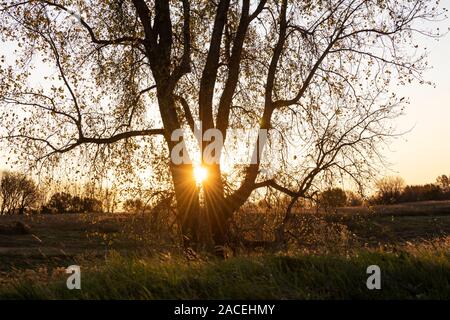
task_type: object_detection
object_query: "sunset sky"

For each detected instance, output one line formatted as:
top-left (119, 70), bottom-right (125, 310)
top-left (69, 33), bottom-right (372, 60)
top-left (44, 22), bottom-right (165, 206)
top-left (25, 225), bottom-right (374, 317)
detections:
top-left (386, 16), bottom-right (450, 185)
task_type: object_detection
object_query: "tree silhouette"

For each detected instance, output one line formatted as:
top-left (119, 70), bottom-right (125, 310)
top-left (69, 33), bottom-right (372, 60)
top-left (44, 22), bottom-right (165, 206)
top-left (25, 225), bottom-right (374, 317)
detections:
top-left (319, 188), bottom-right (347, 209)
top-left (375, 176), bottom-right (405, 204)
top-left (0, 0), bottom-right (442, 250)
top-left (0, 171), bottom-right (39, 215)
top-left (436, 174), bottom-right (450, 192)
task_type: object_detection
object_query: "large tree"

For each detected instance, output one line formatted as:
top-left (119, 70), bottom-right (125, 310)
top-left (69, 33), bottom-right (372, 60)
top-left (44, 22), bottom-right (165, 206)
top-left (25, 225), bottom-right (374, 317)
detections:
top-left (0, 0), bottom-right (441, 250)
top-left (0, 171), bottom-right (39, 215)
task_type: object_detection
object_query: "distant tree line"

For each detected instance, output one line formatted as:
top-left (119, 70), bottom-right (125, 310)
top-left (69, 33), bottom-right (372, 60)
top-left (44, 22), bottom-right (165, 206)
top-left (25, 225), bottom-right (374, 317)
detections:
top-left (2, 169), bottom-right (450, 215)
top-left (315, 173), bottom-right (450, 209)
top-left (41, 192), bottom-right (103, 214)
top-left (0, 171), bottom-right (104, 215)
top-left (371, 174), bottom-right (450, 205)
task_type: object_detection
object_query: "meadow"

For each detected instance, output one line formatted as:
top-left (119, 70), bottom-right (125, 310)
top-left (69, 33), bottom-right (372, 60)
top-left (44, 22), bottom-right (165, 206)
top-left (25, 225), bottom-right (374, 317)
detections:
top-left (0, 201), bottom-right (449, 299)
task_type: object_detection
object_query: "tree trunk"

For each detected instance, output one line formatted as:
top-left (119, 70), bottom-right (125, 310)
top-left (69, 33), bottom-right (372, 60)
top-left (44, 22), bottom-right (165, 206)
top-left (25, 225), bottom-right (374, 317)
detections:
top-left (155, 87), bottom-right (202, 249)
top-left (154, 83), bottom-right (233, 252)
top-left (169, 163), bottom-right (201, 248)
top-left (203, 164), bottom-right (227, 245)
top-left (201, 164), bottom-right (237, 258)
top-left (171, 162), bottom-right (234, 254)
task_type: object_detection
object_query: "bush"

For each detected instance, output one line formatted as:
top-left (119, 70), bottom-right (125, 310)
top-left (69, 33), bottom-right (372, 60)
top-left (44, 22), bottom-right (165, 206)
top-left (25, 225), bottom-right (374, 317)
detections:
top-left (47, 192), bottom-right (72, 213)
top-left (40, 205), bottom-right (58, 215)
top-left (82, 197), bottom-right (103, 213)
top-left (47, 192), bottom-right (102, 213)
top-left (319, 188), bottom-right (347, 209)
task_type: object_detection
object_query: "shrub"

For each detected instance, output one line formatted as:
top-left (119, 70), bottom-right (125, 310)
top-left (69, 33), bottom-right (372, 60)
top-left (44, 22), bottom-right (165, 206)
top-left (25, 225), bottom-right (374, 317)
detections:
top-left (319, 188), bottom-right (347, 209)
top-left (47, 192), bottom-right (102, 213)
top-left (47, 192), bottom-right (72, 213)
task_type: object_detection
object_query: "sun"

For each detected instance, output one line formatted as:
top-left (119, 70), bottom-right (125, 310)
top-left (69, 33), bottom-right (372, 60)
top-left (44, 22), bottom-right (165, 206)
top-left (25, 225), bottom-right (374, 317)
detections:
top-left (193, 165), bottom-right (208, 184)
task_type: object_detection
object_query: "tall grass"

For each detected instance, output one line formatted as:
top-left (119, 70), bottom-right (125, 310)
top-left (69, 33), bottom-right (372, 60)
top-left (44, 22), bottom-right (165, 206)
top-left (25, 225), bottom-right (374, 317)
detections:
top-left (1, 250), bottom-right (449, 299)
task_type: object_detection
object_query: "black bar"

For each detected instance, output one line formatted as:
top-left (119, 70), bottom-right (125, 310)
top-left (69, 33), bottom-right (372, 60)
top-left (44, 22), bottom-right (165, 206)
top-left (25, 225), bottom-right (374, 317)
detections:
top-left (0, 300), bottom-right (448, 319)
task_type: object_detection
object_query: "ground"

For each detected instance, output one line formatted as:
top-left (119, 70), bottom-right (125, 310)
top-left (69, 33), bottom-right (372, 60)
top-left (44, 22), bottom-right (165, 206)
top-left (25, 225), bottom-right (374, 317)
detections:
top-left (0, 201), bottom-right (449, 299)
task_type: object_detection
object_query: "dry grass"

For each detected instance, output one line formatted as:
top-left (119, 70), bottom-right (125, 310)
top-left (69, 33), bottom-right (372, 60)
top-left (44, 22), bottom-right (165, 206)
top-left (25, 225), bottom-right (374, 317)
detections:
top-left (1, 249), bottom-right (449, 299)
top-left (0, 200), bottom-right (449, 298)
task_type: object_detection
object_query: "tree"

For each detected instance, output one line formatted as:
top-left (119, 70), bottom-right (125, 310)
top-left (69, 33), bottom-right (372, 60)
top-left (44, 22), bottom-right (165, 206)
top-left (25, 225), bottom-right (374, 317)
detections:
top-left (48, 192), bottom-right (69, 213)
top-left (102, 187), bottom-right (119, 214)
top-left (319, 188), bottom-right (347, 209)
top-left (400, 183), bottom-right (445, 202)
top-left (375, 176), bottom-right (405, 204)
top-left (436, 174), bottom-right (450, 192)
top-left (0, 171), bottom-right (39, 215)
top-left (46, 191), bottom-right (102, 213)
top-left (0, 0), bottom-right (441, 250)
top-left (47, 192), bottom-right (73, 213)
top-left (71, 195), bottom-right (84, 213)
top-left (82, 197), bottom-right (103, 213)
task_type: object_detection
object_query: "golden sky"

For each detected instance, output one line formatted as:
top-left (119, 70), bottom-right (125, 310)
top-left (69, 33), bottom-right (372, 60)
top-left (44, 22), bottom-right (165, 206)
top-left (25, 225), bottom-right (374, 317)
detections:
top-left (386, 20), bottom-right (450, 185)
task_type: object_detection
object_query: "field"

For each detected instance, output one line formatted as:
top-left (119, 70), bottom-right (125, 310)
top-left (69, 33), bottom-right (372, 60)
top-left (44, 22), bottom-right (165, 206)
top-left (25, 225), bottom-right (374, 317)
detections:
top-left (0, 201), bottom-right (449, 299)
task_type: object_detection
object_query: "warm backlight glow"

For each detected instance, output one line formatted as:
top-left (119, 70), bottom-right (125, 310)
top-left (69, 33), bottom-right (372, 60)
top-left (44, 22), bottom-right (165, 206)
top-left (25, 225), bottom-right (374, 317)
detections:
top-left (193, 166), bottom-right (208, 184)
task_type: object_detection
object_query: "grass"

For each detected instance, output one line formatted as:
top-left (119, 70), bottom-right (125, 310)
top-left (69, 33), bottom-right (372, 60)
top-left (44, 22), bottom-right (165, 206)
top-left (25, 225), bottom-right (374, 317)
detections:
top-left (1, 201), bottom-right (450, 299)
top-left (1, 250), bottom-right (449, 300)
